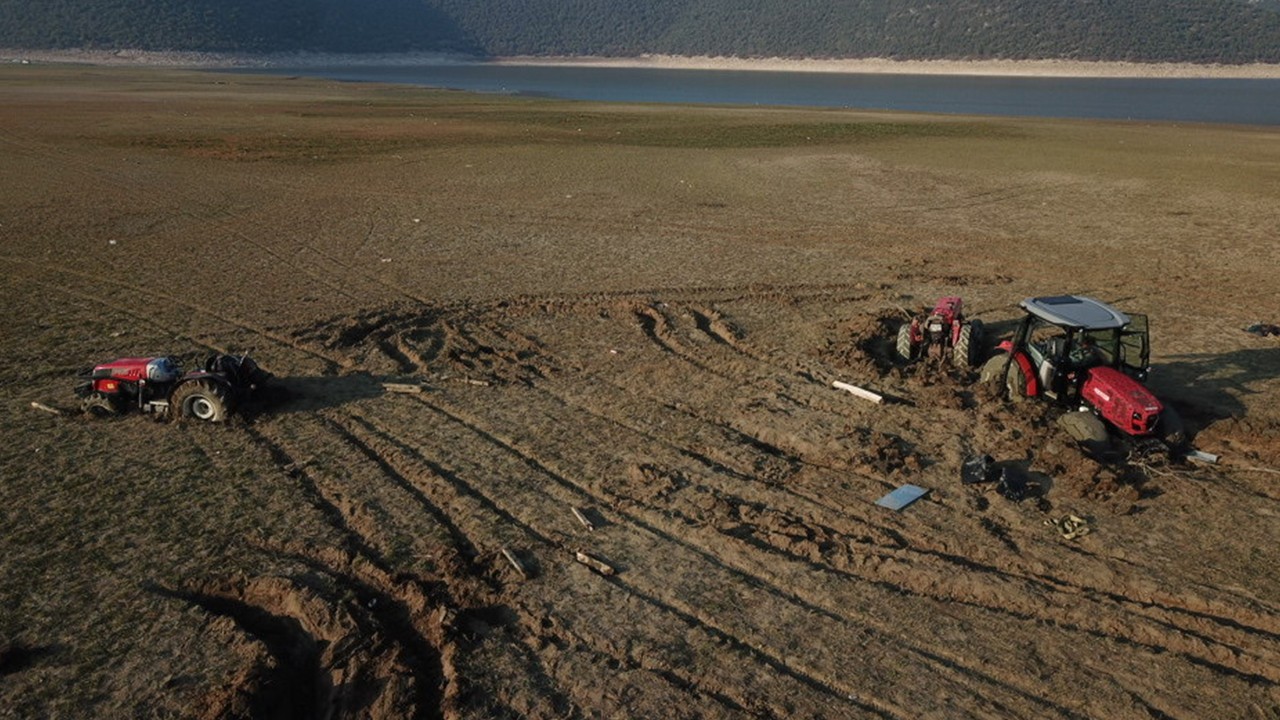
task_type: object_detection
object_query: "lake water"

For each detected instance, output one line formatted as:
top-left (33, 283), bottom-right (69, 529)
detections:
top-left (236, 63), bottom-right (1280, 126)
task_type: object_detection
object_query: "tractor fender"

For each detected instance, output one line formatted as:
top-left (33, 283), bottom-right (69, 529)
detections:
top-left (980, 349), bottom-right (1038, 398)
top-left (177, 371), bottom-right (234, 390)
top-left (1007, 351), bottom-right (1039, 397)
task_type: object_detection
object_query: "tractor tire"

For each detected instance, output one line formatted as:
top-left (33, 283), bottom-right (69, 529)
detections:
top-left (952, 320), bottom-right (984, 367)
top-left (1058, 410), bottom-right (1110, 446)
top-left (979, 354), bottom-right (1008, 384)
top-left (896, 324), bottom-right (916, 363)
top-left (171, 379), bottom-right (231, 423)
top-left (81, 392), bottom-right (120, 418)
top-left (1158, 404), bottom-right (1187, 448)
top-left (979, 354), bottom-right (1028, 401)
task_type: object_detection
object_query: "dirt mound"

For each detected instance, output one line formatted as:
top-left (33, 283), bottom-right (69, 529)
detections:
top-left (171, 548), bottom-right (461, 720)
top-left (1195, 417), bottom-right (1280, 467)
top-left (817, 310), bottom-right (904, 377)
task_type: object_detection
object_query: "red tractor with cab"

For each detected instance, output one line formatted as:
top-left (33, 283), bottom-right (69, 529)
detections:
top-left (75, 353), bottom-right (270, 422)
top-left (980, 295), bottom-right (1184, 450)
top-left (897, 296), bottom-right (985, 368)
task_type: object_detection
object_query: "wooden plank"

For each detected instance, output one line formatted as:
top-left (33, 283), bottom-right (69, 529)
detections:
top-left (30, 402), bottom-right (62, 416)
top-left (574, 551), bottom-right (615, 576)
top-left (501, 547), bottom-right (528, 579)
top-left (571, 506), bottom-right (595, 532)
top-left (381, 382), bottom-right (424, 394)
top-left (831, 380), bottom-right (884, 404)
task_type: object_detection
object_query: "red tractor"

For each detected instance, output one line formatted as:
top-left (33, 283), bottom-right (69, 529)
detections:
top-left (980, 295), bottom-right (1184, 450)
top-left (74, 353), bottom-right (270, 422)
top-left (896, 296), bottom-right (985, 368)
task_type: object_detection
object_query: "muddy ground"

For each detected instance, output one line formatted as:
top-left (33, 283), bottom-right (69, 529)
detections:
top-left (1, 66), bottom-right (1279, 719)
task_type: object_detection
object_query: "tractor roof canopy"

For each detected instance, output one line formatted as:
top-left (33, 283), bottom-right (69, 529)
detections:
top-left (1019, 295), bottom-right (1130, 330)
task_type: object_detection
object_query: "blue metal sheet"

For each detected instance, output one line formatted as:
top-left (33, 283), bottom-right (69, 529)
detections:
top-left (875, 484), bottom-right (930, 511)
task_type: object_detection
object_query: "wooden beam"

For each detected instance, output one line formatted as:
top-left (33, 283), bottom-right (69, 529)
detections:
top-left (831, 380), bottom-right (884, 404)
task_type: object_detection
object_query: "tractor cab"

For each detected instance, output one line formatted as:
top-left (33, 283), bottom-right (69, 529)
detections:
top-left (1010, 295), bottom-right (1149, 400)
top-left (981, 295), bottom-right (1181, 447)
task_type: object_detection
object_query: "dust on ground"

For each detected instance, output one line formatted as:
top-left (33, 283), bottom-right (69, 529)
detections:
top-left (1, 66), bottom-right (1279, 719)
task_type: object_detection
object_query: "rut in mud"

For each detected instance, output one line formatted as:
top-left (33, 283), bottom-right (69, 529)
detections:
top-left (58, 290), bottom-right (1270, 719)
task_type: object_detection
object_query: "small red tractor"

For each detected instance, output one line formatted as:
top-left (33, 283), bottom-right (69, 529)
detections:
top-left (896, 296), bottom-right (985, 368)
top-left (980, 295), bottom-right (1184, 451)
top-left (74, 353), bottom-right (270, 422)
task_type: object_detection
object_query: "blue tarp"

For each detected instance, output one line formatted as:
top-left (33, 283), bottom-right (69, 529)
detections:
top-left (874, 484), bottom-right (930, 511)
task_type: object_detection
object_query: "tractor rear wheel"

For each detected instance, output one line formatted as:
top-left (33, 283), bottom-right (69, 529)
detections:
top-left (1159, 404), bottom-right (1186, 447)
top-left (81, 392), bottom-right (120, 418)
top-left (1004, 362), bottom-right (1030, 402)
top-left (952, 320), bottom-right (984, 367)
top-left (979, 354), bottom-right (1028, 400)
top-left (979, 354), bottom-right (1008, 384)
top-left (896, 324), bottom-right (915, 362)
top-left (171, 379), bottom-right (230, 423)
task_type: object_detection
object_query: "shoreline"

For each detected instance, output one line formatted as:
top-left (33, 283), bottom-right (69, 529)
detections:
top-left (4, 48), bottom-right (1280, 79)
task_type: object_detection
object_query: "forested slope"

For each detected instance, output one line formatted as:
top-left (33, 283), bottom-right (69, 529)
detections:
top-left (4, 0), bottom-right (1279, 63)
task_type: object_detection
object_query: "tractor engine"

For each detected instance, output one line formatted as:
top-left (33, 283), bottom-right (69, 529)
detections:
top-left (1080, 366), bottom-right (1163, 436)
top-left (923, 296), bottom-right (964, 347)
top-left (84, 357), bottom-right (178, 395)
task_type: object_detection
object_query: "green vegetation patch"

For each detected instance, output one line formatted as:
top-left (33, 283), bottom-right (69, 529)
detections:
top-left (100, 131), bottom-right (459, 162)
top-left (427, 106), bottom-right (1011, 148)
top-left (600, 119), bottom-right (1004, 148)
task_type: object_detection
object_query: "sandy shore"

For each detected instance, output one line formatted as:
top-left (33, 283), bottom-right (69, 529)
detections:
top-left (4, 48), bottom-right (1280, 79)
top-left (499, 54), bottom-right (1280, 79)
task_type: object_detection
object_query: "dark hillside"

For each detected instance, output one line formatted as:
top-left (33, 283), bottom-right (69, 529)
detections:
top-left (3, 0), bottom-right (1279, 63)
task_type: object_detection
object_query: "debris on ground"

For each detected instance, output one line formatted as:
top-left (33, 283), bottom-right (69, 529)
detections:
top-left (832, 380), bottom-right (884, 404)
top-left (29, 401), bottom-right (63, 416)
top-left (501, 547), bottom-right (528, 579)
top-left (960, 454), bottom-right (1037, 501)
top-left (381, 382), bottom-right (426, 394)
top-left (961, 454), bottom-right (1000, 484)
top-left (1185, 449), bottom-right (1219, 464)
top-left (875, 483), bottom-right (930, 511)
top-left (1244, 323), bottom-right (1280, 337)
top-left (571, 506), bottom-right (595, 532)
top-left (573, 551), bottom-right (615, 576)
top-left (1045, 514), bottom-right (1091, 540)
top-left (996, 466), bottom-right (1032, 501)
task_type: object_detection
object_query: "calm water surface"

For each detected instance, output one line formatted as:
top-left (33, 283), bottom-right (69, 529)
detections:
top-left (236, 63), bottom-right (1280, 125)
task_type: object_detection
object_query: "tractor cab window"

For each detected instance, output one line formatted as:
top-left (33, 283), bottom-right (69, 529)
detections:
top-left (1118, 314), bottom-right (1151, 378)
top-left (145, 357), bottom-right (180, 383)
top-left (1027, 320), bottom-right (1071, 366)
top-left (1072, 329), bottom-right (1118, 369)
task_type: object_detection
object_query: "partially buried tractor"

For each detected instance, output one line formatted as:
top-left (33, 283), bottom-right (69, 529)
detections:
top-left (896, 296), bottom-right (985, 368)
top-left (75, 353), bottom-right (270, 422)
top-left (980, 295), bottom-right (1184, 452)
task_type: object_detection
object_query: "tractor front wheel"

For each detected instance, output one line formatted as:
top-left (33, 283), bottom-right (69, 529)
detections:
top-left (171, 380), bottom-right (230, 423)
top-left (81, 392), bottom-right (120, 418)
top-left (1058, 410), bottom-right (1110, 453)
top-left (896, 324), bottom-right (916, 363)
top-left (953, 320), bottom-right (984, 367)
